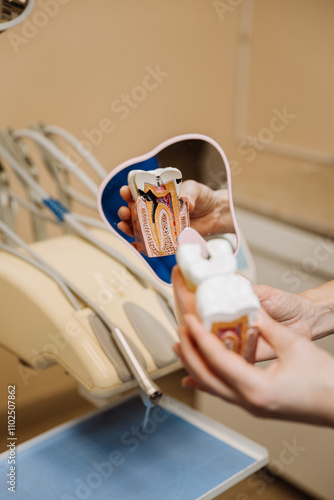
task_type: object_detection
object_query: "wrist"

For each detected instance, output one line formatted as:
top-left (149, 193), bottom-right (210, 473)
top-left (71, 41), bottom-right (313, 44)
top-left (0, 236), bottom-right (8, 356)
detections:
top-left (312, 301), bottom-right (334, 340)
top-left (302, 287), bottom-right (334, 340)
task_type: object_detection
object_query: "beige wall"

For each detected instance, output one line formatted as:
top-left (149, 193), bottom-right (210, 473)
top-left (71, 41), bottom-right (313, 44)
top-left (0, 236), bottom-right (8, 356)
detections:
top-left (1, 0), bottom-right (241, 245)
top-left (0, 0), bottom-right (333, 436)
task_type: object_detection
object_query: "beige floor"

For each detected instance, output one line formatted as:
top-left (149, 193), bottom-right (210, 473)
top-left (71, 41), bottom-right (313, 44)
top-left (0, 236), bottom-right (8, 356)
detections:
top-left (2, 371), bottom-right (315, 500)
top-left (216, 474), bottom-right (316, 500)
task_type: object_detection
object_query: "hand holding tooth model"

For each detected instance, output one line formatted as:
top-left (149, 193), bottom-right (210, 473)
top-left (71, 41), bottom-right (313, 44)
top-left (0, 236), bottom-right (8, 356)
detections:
top-left (117, 177), bottom-right (235, 250)
top-left (172, 267), bottom-right (334, 427)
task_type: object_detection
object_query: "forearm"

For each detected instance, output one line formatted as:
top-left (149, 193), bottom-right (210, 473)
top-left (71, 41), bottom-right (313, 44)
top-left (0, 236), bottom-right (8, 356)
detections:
top-left (302, 281), bottom-right (334, 340)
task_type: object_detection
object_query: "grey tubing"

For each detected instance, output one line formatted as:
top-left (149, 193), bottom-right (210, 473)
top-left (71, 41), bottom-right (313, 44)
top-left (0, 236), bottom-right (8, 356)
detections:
top-left (3, 187), bottom-right (108, 230)
top-left (0, 221), bottom-right (134, 382)
top-left (3, 187), bottom-right (57, 224)
top-left (13, 129), bottom-right (99, 197)
top-left (0, 145), bottom-right (48, 200)
top-left (2, 146), bottom-right (175, 312)
top-left (44, 125), bottom-right (108, 180)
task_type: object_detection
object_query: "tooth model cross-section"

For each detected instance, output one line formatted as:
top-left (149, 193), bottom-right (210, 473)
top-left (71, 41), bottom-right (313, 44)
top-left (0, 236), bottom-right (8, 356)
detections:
top-left (128, 167), bottom-right (189, 257)
top-left (176, 229), bottom-right (260, 363)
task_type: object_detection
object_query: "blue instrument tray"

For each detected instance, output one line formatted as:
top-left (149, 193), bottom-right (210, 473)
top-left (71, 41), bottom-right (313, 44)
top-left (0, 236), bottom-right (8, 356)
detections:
top-left (0, 395), bottom-right (268, 500)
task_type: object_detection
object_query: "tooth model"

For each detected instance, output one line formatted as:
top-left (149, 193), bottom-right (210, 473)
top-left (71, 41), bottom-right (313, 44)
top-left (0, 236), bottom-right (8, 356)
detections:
top-left (176, 229), bottom-right (260, 362)
top-left (128, 167), bottom-right (189, 257)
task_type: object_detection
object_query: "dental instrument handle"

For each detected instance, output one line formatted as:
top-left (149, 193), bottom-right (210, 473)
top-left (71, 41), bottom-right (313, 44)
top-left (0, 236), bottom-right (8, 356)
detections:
top-left (111, 326), bottom-right (163, 405)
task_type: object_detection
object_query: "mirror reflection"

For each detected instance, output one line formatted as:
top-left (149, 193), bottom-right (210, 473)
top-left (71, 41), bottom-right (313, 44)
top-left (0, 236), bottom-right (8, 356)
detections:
top-left (99, 137), bottom-right (238, 284)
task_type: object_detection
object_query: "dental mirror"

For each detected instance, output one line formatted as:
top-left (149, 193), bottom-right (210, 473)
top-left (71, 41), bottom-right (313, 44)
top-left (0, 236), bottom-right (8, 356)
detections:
top-left (98, 134), bottom-right (239, 285)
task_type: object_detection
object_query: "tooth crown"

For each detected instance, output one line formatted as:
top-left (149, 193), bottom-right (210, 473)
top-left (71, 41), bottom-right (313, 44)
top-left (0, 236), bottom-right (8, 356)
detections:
top-left (176, 239), bottom-right (237, 288)
top-left (196, 274), bottom-right (260, 325)
top-left (128, 167), bottom-right (189, 257)
top-left (128, 167), bottom-right (182, 201)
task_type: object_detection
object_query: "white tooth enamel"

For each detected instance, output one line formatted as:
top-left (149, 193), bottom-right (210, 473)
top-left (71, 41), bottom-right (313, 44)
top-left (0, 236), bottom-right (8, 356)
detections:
top-left (155, 167), bottom-right (182, 196)
top-left (196, 274), bottom-right (260, 330)
top-left (128, 167), bottom-right (182, 200)
top-left (176, 243), bottom-right (209, 287)
top-left (127, 170), bottom-right (139, 201)
top-left (176, 238), bottom-right (236, 288)
top-left (127, 170), bottom-right (156, 201)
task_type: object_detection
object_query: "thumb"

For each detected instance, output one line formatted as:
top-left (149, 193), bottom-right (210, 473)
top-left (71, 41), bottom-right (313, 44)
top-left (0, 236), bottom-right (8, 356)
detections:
top-left (254, 310), bottom-right (297, 356)
top-left (180, 180), bottom-right (200, 213)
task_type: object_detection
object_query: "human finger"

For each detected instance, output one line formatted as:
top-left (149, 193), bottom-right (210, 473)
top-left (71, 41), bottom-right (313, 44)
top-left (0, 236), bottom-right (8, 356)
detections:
top-left (118, 206), bottom-right (131, 221)
top-left (181, 375), bottom-right (220, 395)
top-left (180, 180), bottom-right (201, 212)
top-left (117, 221), bottom-right (134, 237)
top-left (177, 326), bottom-right (239, 402)
top-left (253, 285), bottom-right (294, 320)
top-left (254, 335), bottom-right (277, 362)
top-left (254, 310), bottom-right (298, 356)
top-left (183, 314), bottom-right (262, 393)
top-left (172, 341), bottom-right (182, 357)
top-left (119, 185), bottom-right (133, 203)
